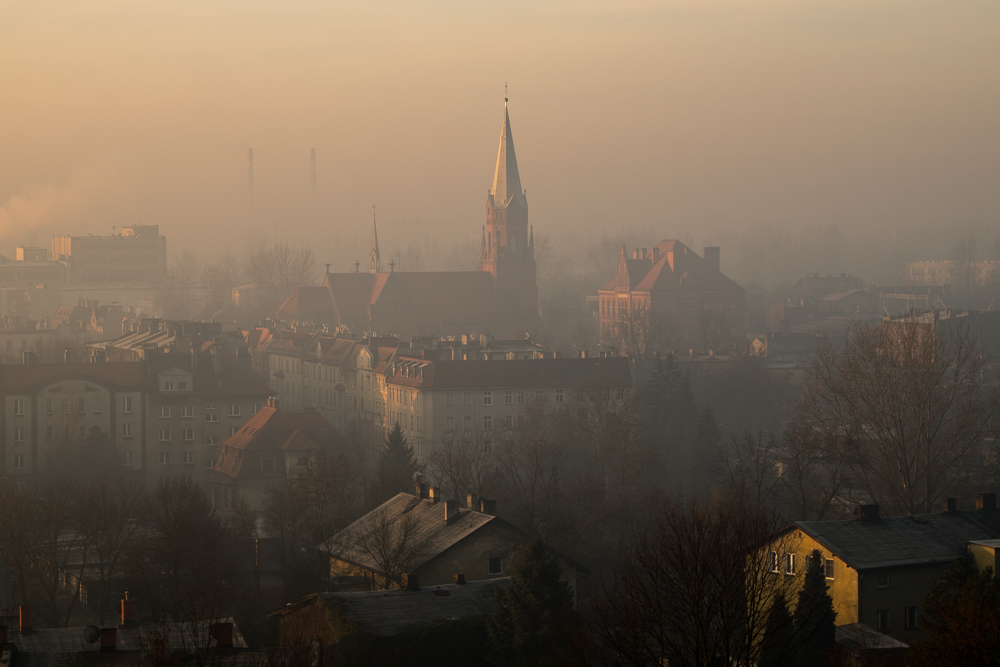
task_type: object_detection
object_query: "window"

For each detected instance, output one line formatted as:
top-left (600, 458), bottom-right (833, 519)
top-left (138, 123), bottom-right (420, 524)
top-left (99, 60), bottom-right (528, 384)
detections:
top-left (505, 415), bottom-right (513, 428)
top-left (488, 557), bottom-right (503, 575)
top-left (205, 457), bottom-right (215, 469)
top-left (505, 390), bottom-right (513, 405)
top-left (79, 398), bottom-right (86, 413)
top-left (229, 427), bottom-right (238, 436)
top-left (182, 429), bottom-right (194, 441)
top-left (182, 406), bottom-right (194, 418)
top-left (535, 389), bottom-right (544, 402)
top-left (13, 453), bottom-right (25, 470)
top-left (229, 405), bottom-right (241, 417)
top-left (182, 452), bottom-right (195, 464)
top-left (251, 403), bottom-right (262, 415)
top-left (122, 397), bottom-right (133, 414)
top-left (446, 391), bottom-right (454, 407)
top-left (876, 609), bottom-right (889, 633)
top-left (770, 551), bottom-right (780, 573)
top-left (45, 398), bottom-right (53, 415)
top-left (12, 399), bottom-right (24, 416)
top-left (94, 398), bottom-right (101, 414)
top-left (13, 427), bottom-right (24, 443)
top-left (46, 425), bottom-right (53, 441)
top-left (464, 415), bottom-right (472, 431)
top-left (164, 381), bottom-right (175, 392)
top-left (159, 406), bottom-right (171, 419)
top-left (876, 570), bottom-right (890, 588)
top-left (517, 389), bottom-right (524, 404)
top-left (206, 435), bottom-right (219, 445)
top-left (260, 458), bottom-right (275, 472)
top-left (730, 302), bottom-right (737, 316)
top-left (904, 606), bottom-right (917, 630)
top-left (446, 416), bottom-right (455, 431)
top-left (122, 451), bottom-right (133, 466)
top-left (159, 429), bottom-right (170, 442)
top-left (159, 452), bottom-right (171, 464)
top-left (483, 391), bottom-right (492, 406)
top-left (825, 558), bottom-right (835, 580)
top-left (206, 412), bottom-right (219, 423)
top-left (784, 553), bottom-right (796, 575)
top-left (122, 423), bottom-right (132, 438)
top-left (555, 389), bottom-right (564, 403)
top-left (177, 382), bottom-right (187, 391)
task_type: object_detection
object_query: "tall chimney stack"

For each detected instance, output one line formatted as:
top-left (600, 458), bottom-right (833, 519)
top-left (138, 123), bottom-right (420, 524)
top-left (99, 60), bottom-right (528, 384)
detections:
top-left (310, 148), bottom-right (317, 197)
top-left (247, 148), bottom-right (255, 205)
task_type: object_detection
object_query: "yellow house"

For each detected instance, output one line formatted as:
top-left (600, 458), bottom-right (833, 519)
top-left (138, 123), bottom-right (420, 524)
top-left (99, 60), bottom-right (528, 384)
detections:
top-left (767, 495), bottom-right (1000, 641)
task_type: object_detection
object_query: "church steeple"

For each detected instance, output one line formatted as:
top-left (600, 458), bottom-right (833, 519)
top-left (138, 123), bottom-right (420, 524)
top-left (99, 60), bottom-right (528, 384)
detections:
top-left (369, 206), bottom-right (381, 274)
top-left (491, 97), bottom-right (526, 209)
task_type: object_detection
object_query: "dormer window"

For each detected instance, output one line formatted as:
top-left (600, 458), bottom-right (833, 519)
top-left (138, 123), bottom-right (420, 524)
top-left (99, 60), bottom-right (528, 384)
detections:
top-left (164, 382), bottom-right (175, 392)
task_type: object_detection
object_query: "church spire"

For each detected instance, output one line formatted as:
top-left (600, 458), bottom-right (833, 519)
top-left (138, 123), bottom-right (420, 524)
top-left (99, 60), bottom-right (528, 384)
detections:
top-left (491, 95), bottom-right (525, 208)
top-left (369, 205), bottom-right (381, 273)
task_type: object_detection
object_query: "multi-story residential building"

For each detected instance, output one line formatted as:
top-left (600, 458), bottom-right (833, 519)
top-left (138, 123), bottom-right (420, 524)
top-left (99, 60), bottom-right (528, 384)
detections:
top-left (597, 242), bottom-right (746, 356)
top-left (0, 247), bottom-right (68, 288)
top-left (206, 398), bottom-right (351, 510)
top-left (52, 225), bottom-right (167, 285)
top-left (384, 355), bottom-right (634, 461)
top-left (0, 362), bottom-right (145, 482)
top-left (906, 259), bottom-right (1000, 288)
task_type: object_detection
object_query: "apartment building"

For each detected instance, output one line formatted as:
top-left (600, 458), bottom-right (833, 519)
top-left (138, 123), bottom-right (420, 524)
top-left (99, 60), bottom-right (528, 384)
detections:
top-left (52, 225), bottom-right (167, 285)
top-left (384, 356), bottom-right (634, 461)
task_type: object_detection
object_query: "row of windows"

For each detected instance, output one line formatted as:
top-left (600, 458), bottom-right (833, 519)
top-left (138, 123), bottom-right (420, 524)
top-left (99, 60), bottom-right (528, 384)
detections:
top-left (769, 552), bottom-right (836, 579)
top-left (877, 607), bottom-right (918, 633)
top-left (444, 414), bottom-right (524, 431)
top-left (444, 389), bottom-right (562, 407)
top-left (12, 397), bottom-right (105, 416)
top-left (159, 428), bottom-right (237, 442)
top-left (157, 404), bottom-right (254, 419)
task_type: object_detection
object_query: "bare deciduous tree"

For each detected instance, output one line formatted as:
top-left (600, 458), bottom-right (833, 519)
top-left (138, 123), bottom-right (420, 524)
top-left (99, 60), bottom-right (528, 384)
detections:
top-left (351, 508), bottom-right (434, 589)
top-left (244, 242), bottom-right (318, 312)
top-left (424, 430), bottom-right (502, 503)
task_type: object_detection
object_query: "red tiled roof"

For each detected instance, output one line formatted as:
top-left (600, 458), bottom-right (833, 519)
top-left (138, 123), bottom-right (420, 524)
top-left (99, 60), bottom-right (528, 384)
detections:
top-left (600, 240), bottom-right (743, 295)
top-left (276, 286), bottom-right (336, 322)
top-left (0, 362), bottom-right (144, 392)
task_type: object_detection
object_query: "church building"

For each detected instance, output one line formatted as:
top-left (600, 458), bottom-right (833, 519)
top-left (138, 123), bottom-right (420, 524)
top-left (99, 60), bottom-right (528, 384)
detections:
top-left (277, 99), bottom-right (538, 339)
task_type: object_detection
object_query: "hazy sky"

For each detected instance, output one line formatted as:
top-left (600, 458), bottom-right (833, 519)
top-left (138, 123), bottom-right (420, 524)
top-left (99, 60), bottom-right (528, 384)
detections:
top-left (2, 1), bottom-right (999, 284)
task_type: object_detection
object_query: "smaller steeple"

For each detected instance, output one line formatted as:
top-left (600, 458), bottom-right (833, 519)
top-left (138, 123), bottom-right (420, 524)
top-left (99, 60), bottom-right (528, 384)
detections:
top-left (369, 205), bottom-right (381, 274)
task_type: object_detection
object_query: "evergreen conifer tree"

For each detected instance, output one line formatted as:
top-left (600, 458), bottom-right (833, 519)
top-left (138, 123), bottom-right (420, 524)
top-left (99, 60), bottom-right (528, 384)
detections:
top-left (372, 423), bottom-right (418, 504)
top-left (759, 595), bottom-right (795, 667)
top-left (487, 535), bottom-right (575, 666)
top-left (793, 549), bottom-right (837, 667)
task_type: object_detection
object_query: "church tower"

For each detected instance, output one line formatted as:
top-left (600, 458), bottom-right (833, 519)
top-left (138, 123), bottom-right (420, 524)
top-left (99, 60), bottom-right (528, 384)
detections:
top-left (481, 96), bottom-right (538, 332)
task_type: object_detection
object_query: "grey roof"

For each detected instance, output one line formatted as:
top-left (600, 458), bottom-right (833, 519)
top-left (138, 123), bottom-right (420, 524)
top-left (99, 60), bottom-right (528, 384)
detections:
top-left (835, 623), bottom-right (909, 651)
top-left (969, 539), bottom-right (1000, 549)
top-left (303, 578), bottom-right (505, 637)
top-left (795, 509), bottom-right (1000, 571)
top-left (320, 493), bottom-right (496, 574)
top-left (5, 619), bottom-right (247, 653)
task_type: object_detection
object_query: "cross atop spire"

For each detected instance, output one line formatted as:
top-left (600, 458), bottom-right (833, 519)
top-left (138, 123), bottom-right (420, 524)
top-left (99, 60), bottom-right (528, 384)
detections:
top-left (491, 95), bottom-right (525, 209)
top-left (369, 205), bottom-right (381, 273)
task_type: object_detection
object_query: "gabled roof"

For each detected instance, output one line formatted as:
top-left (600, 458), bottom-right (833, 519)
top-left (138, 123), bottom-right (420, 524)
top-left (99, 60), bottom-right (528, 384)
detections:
top-left (600, 240), bottom-right (742, 295)
top-left (275, 286), bottom-right (335, 323)
top-left (793, 509), bottom-right (1000, 571)
top-left (321, 492), bottom-right (496, 573)
top-left (270, 578), bottom-right (507, 637)
top-left (490, 102), bottom-right (526, 209)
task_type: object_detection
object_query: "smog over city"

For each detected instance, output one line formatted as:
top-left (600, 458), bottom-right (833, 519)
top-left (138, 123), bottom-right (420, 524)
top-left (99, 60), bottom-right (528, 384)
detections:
top-left (1, 2), bottom-right (1000, 666)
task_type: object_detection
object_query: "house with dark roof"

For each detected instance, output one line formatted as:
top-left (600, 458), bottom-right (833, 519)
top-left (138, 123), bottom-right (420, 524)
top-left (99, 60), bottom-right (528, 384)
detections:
top-left (765, 495), bottom-right (1000, 640)
top-left (205, 399), bottom-right (351, 510)
top-left (597, 242), bottom-right (745, 356)
top-left (276, 99), bottom-right (538, 339)
top-left (320, 485), bottom-right (588, 603)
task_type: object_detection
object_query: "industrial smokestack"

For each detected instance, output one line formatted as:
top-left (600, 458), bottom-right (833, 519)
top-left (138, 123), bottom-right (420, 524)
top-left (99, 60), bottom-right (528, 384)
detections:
top-left (310, 148), bottom-right (317, 197)
top-left (248, 148), bottom-right (255, 204)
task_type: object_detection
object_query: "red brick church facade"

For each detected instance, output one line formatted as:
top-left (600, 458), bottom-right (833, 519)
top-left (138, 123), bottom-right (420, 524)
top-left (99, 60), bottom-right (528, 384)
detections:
top-left (277, 100), bottom-right (538, 339)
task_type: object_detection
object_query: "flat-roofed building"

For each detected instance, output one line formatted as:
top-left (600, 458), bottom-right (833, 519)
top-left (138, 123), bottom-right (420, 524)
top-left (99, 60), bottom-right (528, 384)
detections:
top-left (52, 224), bottom-right (167, 285)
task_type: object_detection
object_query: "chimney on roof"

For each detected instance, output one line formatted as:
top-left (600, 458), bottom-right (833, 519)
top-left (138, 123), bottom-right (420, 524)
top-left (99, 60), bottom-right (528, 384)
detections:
top-left (855, 504), bottom-right (880, 521)
top-left (99, 627), bottom-right (117, 652)
top-left (704, 247), bottom-right (720, 273)
top-left (402, 573), bottom-right (419, 591)
top-left (120, 593), bottom-right (137, 626)
top-left (19, 606), bottom-right (31, 632)
top-left (478, 498), bottom-right (497, 515)
top-left (445, 499), bottom-right (460, 523)
top-left (429, 486), bottom-right (441, 503)
top-left (466, 493), bottom-right (477, 509)
top-left (415, 481), bottom-right (427, 499)
top-left (977, 493), bottom-right (997, 511)
top-left (641, 248), bottom-right (647, 260)
top-left (454, 574), bottom-right (466, 585)
top-left (651, 247), bottom-right (660, 262)
top-left (267, 396), bottom-right (278, 409)
top-left (212, 622), bottom-right (234, 648)
top-left (944, 497), bottom-right (959, 513)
